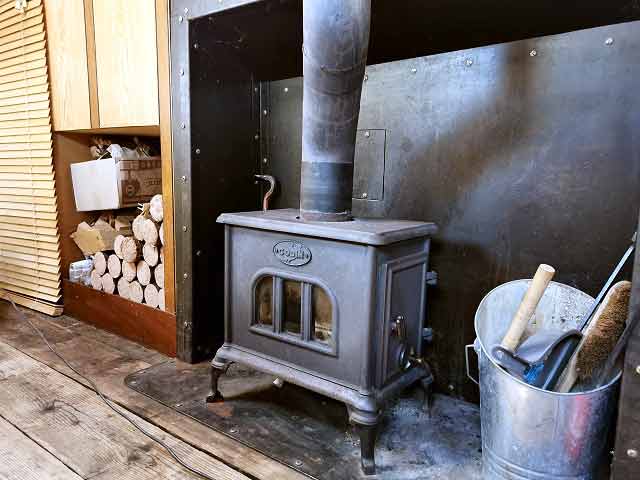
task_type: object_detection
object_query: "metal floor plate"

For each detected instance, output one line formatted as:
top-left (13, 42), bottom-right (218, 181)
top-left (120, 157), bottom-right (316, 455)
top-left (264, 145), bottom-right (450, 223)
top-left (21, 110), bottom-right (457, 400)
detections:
top-left (125, 361), bottom-right (482, 479)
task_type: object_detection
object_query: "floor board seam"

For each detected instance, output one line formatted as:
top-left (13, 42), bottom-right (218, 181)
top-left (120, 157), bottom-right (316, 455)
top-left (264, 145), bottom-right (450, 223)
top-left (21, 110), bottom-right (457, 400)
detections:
top-left (0, 410), bottom-right (88, 479)
top-left (0, 339), bottom-right (270, 480)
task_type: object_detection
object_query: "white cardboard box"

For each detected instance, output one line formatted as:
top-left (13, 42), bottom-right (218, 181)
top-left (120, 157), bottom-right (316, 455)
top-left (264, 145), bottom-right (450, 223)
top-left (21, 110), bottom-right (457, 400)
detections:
top-left (70, 156), bottom-right (161, 211)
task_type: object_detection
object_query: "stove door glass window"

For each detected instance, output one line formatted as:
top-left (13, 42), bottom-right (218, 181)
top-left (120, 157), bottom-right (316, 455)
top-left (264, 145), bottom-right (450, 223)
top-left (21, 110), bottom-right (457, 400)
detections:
top-left (251, 273), bottom-right (337, 355)
top-left (312, 286), bottom-right (332, 343)
top-left (283, 280), bottom-right (302, 335)
top-left (255, 276), bottom-right (273, 326)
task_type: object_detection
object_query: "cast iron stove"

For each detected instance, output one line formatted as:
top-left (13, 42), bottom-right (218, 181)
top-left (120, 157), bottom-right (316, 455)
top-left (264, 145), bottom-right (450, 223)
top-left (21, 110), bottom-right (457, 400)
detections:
top-left (208, 208), bottom-right (437, 474)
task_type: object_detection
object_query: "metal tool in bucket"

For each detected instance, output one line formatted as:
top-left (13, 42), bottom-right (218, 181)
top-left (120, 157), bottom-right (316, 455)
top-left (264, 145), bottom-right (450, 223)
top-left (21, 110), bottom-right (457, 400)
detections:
top-left (467, 281), bottom-right (620, 479)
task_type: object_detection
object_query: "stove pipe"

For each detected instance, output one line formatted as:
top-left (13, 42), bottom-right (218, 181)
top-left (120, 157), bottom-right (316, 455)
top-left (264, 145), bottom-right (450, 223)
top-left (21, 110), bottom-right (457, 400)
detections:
top-left (299, 0), bottom-right (371, 222)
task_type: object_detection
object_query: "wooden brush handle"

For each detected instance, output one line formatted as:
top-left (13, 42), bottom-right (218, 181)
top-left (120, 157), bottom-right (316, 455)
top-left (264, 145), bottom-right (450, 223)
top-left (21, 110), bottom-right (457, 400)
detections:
top-left (501, 264), bottom-right (556, 351)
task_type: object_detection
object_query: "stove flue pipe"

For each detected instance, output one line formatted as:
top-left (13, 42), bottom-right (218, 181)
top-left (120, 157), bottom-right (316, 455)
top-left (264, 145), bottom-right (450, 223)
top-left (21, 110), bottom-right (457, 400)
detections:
top-left (299, 0), bottom-right (371, 222)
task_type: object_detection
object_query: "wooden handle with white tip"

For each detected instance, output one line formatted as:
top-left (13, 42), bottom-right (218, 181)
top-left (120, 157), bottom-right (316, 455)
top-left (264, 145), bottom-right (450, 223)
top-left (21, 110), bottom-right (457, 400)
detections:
top-left (501, 264), bottom-right (556, 351)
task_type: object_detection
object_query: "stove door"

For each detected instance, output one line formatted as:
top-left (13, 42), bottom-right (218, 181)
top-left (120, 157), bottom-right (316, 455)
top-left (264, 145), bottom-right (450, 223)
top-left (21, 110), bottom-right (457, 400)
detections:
top-left (381, 251), bottom-right (429, 385)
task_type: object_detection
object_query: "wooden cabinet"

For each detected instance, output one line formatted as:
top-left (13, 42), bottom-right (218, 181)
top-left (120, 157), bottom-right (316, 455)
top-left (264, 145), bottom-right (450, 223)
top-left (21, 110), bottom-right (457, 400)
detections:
top-left (45, 0), bottom-right (160, 131)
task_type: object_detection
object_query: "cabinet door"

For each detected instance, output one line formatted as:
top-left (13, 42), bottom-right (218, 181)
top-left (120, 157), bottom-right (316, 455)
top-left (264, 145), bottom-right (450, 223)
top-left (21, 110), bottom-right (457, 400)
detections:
top-left (45, 0), bottom-right (92, 130)
top-left (92, 0), bottom-right (159, 127)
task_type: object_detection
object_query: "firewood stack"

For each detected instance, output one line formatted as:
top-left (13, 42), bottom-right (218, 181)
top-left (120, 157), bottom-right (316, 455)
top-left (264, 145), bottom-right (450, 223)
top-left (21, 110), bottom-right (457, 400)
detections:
top-left (89, 194), bottom-right (166, 310)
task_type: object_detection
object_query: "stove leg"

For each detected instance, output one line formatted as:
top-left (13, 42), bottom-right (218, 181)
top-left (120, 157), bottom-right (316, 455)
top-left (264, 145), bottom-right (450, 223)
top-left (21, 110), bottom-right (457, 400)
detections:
top-left (348, 408), bottom-right (380, 475)
top-left (419, 376), bottom-right (434, 415)
top-left (205, 358), bottom-right (230, 403)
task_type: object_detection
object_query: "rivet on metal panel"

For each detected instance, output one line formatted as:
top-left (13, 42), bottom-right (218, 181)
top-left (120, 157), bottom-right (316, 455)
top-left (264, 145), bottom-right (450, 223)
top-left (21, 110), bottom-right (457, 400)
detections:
top-left (254, 134), bottom-right (259, 140)
top-left (196, 250), bottom-right (202, 256)
top-left (530, 49), bottom-right (538, 57)
top-left (294, 460), bottom-right (303, 467)
top-left (635, 365), bottom-right (640, 375)
top-left (284, 87), bottom-right (289, 92)
top-left (181, 175), bottom-right (187, 183)
top-left (364, 131), bottom-right (370, 138)
top-left (183, 321), bottom-right (190, 328)
top-left (448, 384), bottom-right (455, 391)
top-left (195, 148), bottom-right (201, 154)
top-left (410, 67), bottom-right (417, 74)
top-left (182, 225), bottom-right (188, 232)
top-left (263, 158), bottom-right (268, 164)
top-left (183, 273), bottom-right (189, 279)
top-left (178, 15), bottom-right (183, 23)
top-left (183, 7), bottom-right (188, 14)
top-left (465, 59), bottom-right (473, 67)
top-left (179, 68), bottom-right (184, 76)
top-left (193, 43), bottom-right (199, 49)
top-left (361, 192), bottom-right (368, 199)
top-left (605, 37), bottom-right (614, 46)
top-left (180, 122), bottom-right (186, 129)
top-left (627, 449), bottom-right (638, 458)
top-left (229, 427), bottom-right (238, 434)
top-left (263, 109), bottom-right (268, 116)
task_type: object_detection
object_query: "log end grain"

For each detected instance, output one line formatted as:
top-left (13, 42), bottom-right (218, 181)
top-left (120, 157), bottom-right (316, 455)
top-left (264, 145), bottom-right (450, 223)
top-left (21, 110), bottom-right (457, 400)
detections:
top-left (101, 273), bottom-right (115, 294)
top-left (128, 280), bottom-right (144, 303)
top-left (141, 218), bottom-right (159, 245)
top-left (158, 288), bottom-right (165, 311)
top-left (121, 237), bottom-right (141, 263)
top-left (122, 261), bottom-right (137, 282)
top-left (93, 251), bottom-right (107, 275)
top-left (142, 243), bottom-right (159, 267)
top-left (107, 254), bottom-right (122, 278)
top-left (150, 194), bottom-right (163, 222)
top-left (136, 260), bottom-right (151, 286)
top-left (144, 283), bottom-right (159, 308)
top-left (90, 270), bottom-right (102, 290)
top-left (154, 262), bottom-right (164, 289)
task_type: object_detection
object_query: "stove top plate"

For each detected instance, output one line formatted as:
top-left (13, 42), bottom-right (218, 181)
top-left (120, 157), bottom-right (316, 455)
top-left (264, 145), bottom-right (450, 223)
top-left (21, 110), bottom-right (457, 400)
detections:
top-left (217, 208), bottom-right (437, 246)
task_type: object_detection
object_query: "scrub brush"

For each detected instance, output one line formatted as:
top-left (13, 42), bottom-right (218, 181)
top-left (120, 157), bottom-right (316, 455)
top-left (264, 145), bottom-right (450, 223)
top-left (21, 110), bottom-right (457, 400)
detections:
top-left (575, 281), bottom-right (630, 384)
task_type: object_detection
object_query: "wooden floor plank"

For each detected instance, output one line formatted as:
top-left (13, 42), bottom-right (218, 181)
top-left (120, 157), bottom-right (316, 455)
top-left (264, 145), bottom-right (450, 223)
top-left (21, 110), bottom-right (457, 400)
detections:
top-left (0, 416), bottom-right (83, 480)
top-left (0, 341), bottom-right (250, 480)
top-left (0, 302), bottom-right (307, 480)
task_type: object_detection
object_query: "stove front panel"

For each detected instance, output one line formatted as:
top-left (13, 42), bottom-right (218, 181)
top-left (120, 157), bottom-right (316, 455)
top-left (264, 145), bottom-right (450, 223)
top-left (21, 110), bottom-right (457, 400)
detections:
top-left (225, 226), bottom-right (376, 389)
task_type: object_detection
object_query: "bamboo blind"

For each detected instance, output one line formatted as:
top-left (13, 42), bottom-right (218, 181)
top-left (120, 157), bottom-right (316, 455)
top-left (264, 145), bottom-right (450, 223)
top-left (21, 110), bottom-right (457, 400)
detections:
top-left (0, 0), bottom-right (61, 312)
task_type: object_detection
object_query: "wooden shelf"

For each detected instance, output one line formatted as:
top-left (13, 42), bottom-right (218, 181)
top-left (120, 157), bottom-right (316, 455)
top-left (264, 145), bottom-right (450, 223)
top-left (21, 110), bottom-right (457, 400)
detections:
top-left (63, 279), bottom-right (176, 356)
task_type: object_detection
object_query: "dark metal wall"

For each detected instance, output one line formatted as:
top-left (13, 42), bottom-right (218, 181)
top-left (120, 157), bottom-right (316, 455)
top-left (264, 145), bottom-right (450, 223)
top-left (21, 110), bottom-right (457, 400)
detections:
top-left (171, 0), bottom-right (640, 399)
top-left (262, 22), bottom-right (640, 399)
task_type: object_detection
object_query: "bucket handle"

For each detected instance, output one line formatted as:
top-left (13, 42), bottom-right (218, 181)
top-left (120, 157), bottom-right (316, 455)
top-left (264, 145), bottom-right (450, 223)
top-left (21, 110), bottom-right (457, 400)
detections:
top-left (465, 344), bottom-right (479, 386)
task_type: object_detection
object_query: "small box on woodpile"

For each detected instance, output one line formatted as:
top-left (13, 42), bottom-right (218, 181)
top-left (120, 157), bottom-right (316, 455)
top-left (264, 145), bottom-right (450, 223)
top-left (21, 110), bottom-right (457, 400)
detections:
top-left (70, 156), bottom-right (162, 211)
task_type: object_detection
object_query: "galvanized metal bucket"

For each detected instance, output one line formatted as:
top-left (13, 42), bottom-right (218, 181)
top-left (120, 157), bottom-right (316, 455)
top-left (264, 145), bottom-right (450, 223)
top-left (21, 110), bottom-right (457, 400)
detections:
top-left (468, 280), bottom-right (620, 480)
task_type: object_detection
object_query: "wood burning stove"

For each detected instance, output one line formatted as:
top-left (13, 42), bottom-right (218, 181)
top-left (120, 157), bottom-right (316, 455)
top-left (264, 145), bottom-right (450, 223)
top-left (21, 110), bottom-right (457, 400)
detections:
top-left (208, 209), bottom-right (437, 473)
top-left (206, 1), bottom-right (437, 474)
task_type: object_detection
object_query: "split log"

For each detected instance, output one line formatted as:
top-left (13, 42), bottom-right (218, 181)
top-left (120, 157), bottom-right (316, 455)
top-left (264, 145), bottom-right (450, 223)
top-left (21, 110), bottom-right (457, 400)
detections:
top-left (113, 235), bottom-right (126, 259)
top-left (90, 270), bottom-right (102, 290)
top-left (132, 214), bottom-right (146, 241)
top-left (144, 283), bottom-right (160, 308)
top-left (117, 277), bottom-right (130, 299)
top-left (154, 262), bottom-right (164, 289)
top-left (93, 252), bottom-right (107, 275)
top-left (121, 237), bottom-right (141, 263)
top-left (158, 288), bottom-right (165, 311)
top-left (159, 222), bottom-right (164, 245)
top-left (101, 273), bottom-right (115, 294)
top-left (128, 280), bottom-right (144, 303)
top-left (122, 261), bottom-right (137, 282)
top-left (136, 260), bottom-right (151, 286)
top-left (150, 194), bottom-right (163, 222)
top-left (143, 243), bottom-right (159, 267)
top-left (107, 254), bottom-right (122, 278)
top-left (141, 218), bottom-right (159, 245)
